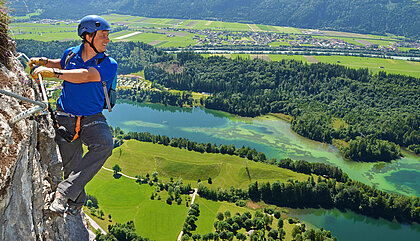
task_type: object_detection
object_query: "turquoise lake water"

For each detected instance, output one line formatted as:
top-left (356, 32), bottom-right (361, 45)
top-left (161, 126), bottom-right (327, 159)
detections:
top-left (104, 101), bottom-right (420, 240)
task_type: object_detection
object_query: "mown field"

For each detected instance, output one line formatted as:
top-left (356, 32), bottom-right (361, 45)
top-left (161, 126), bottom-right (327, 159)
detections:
top-left (85, 168), bottom-right (189, 240)
top-left (103, 140), bottom-right (309, 189)
top-left (201, 54), bottom-right (420, 78)
top-left (86, 139), bottom-right (311, 240)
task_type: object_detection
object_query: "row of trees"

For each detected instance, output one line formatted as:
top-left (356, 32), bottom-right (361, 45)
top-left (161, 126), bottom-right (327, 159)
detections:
top-left (15, 39), bottom-right (174, 74)
top-left (144, 52), bottom-right (419, 162)
top-left (118, 87), bottom-right (194, 107)
top-left (95, 221), bottom-right (149, 241)
top-left (182, 203), bottom-right (200, 238)
top-left (198, 177), bottom-right (420, 224)
top-left (115, 130), bottom-right (268, 162)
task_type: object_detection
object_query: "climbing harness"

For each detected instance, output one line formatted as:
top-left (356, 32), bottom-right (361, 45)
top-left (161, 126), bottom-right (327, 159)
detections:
top-left (55, 110), bottom-right (83, 143)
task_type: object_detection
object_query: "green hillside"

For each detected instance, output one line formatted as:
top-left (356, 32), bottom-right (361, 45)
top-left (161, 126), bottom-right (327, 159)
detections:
top-left (103, 140), bottom-right (310, 189)
top-left (86, 139), bottom-right (312, 240)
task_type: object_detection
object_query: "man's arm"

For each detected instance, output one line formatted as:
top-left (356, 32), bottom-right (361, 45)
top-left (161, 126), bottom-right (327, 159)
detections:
top-left (44, 58), bottom-right (62, 69)
top-left (32, 66), bottom-right (101, 83)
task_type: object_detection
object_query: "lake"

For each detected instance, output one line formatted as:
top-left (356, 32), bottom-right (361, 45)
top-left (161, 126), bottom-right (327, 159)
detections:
top-left (104, 101), bottom-right (420, 240)
top-left (105, 101), bottom-right (420, 198)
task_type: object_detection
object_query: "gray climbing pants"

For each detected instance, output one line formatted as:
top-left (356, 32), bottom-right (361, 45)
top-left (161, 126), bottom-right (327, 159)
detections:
top-left (54, 111), bottom-right (113, 207)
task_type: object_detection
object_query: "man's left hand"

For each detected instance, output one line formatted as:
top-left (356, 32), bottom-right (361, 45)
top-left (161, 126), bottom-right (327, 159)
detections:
top-left (32, 67), bottom-right (62, 81)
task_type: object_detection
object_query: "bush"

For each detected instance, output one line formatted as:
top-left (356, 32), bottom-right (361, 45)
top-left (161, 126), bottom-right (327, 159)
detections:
top-left (235, 200), bottom-right (246, 207)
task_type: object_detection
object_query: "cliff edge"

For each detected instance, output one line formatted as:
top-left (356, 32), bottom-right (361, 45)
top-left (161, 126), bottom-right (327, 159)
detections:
top-left (0, 6), bottom-right (93, 241)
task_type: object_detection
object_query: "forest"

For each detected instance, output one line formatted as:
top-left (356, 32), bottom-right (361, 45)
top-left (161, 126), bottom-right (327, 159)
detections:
top-left (12, 0), bottom-right (420, 39)
top-left (145, 52), bottom-right (419, 162)
top-left (15, 39), bottom-right (174, 75)
top-left (198, 177), bottom-right (420, 224)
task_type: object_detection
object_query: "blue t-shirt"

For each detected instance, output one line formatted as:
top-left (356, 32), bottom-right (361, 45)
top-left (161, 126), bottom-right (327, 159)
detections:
top-left (57, 44), bottom-right (118, 116)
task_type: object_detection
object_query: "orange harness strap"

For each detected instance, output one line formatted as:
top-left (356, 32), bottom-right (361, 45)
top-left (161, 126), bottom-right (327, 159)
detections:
top-left (72, 116), bottom-right (81, 141)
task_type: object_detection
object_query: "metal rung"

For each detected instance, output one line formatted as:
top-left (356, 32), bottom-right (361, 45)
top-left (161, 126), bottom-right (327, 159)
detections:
top-left (9, 106), bottom-right (45, 125)
top-left (0, 88), bottom-right (47, 108)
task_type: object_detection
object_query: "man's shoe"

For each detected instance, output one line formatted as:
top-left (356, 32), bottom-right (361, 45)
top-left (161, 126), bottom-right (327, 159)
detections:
top-left (66, 205), bottom-right (82, 216)
top-left (49, 191), bottom-right (67, 214)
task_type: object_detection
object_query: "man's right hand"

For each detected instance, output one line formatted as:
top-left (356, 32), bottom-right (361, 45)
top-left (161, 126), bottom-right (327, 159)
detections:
top-left (28, 57), bottom-right (49, 68)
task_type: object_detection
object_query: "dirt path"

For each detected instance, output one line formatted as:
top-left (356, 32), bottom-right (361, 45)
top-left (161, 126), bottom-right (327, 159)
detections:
top-left (101, 166), bottom-right (137, 180)
top-left (303, 55), bottom-right (319, 63)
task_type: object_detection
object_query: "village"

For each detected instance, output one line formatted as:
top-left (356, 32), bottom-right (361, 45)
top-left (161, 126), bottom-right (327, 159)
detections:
top-left (148, 27), bottom-right (420, 53)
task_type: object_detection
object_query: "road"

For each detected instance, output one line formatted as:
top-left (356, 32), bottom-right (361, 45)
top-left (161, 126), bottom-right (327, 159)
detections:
top-left (84, 210), bottom-right (107, 235)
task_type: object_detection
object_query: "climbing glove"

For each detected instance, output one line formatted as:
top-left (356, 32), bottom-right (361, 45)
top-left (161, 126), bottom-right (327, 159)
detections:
top-left (31, 66), bottom-right (63, 82)
top-left (28, 57), bottom-right (49, 68)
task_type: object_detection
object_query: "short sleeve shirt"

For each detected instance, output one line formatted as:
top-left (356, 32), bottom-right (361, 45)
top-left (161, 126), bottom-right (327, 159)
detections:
top-left (57, 44), bottom-right (118, 116)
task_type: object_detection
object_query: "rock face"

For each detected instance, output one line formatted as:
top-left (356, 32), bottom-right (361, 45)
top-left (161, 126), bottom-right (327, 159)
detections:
top-left (0, 50), bottom-right (93, 240)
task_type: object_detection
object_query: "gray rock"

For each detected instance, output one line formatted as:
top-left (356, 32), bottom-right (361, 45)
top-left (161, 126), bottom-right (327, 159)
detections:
top-left (0, 54), bottom-right (93, 240)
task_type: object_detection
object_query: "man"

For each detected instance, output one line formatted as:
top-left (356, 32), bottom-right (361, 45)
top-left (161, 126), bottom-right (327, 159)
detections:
top-left (29, 15), bottom-right (117, 215)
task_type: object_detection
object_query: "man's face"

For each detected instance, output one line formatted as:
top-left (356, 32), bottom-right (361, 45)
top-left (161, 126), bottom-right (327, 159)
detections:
top-left (90, 30), bottom-right (110, 52)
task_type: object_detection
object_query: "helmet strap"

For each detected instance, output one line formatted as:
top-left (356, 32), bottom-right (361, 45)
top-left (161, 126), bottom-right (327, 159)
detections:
top-left (84, 31), bottom-right (103, 54)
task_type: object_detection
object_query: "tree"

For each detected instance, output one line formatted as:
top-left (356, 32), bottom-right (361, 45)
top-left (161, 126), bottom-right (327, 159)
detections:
top-left (216, 212), bottom-right (224, 221)
top-left (112, 164), bottom-right (121, 174)
top-left (277, 218), bottom-right (284, 229)
top-left (236, 233), bottom-right (247, 241)
top-left (181, 233), bottom-right (190, 241)
top-left (86, 200), bottom-right (93, 208)
top-left (192, 233), bottom-right (201, 241)
top-left (268, 229), bottom-right (278, 239)
top-left (274, 210), bottom-right (281, 219)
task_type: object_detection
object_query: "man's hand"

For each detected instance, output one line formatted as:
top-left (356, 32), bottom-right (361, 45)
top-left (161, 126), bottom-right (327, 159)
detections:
top-left (31, 66), bottom-right (62, 82)
top-left (28, 57), bottom-right (49, 68)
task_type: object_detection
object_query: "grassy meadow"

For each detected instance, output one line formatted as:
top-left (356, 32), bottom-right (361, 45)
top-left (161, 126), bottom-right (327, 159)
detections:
top-left (103, 140), bottom-right (310, 189)
top-left (85, 168), bottom-right (189, 240)
top-left (86, 139), bottom-right (310, 240)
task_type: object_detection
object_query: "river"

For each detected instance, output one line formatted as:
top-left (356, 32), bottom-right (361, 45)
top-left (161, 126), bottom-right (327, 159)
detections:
top-left (104, 100), bottom-right (420, 240)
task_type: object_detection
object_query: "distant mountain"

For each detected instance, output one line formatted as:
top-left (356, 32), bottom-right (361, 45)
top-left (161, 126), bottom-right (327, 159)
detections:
top-left (10, 0), bottom-right (420, 39)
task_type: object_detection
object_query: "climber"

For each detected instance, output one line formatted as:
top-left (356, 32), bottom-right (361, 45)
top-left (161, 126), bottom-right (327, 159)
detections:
top-left (29, 15), bottom-right (117, 215)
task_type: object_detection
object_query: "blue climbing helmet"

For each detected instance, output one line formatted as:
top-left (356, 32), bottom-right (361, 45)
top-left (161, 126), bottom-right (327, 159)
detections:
top-left (77, 15), bottom-right (111, 37)
top-left (77, 15), bottom-right (111, 53)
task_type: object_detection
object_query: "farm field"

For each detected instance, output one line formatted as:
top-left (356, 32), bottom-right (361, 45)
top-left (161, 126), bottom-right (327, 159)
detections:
top-left (314, 55), bottom-right (420, 77)
top-left (269, 55), bottom-right (308, 62)
top-left (11, 13), bottom-right (400, 46)
top-left (85, 168), bottom-right (189, 241)
top-left (103, 140), bottom-right (310, 189)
